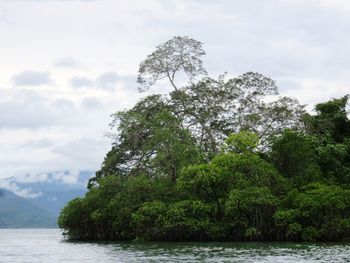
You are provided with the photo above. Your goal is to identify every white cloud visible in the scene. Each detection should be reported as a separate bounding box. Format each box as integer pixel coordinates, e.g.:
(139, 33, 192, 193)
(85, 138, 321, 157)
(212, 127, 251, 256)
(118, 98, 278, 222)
(19, 138, 54, 149)
(82, 97, 103, 109)
(96, 71, 119, 90)
(0, 179, 42, 198)
(54, 56, 81, 68)
(12, 71, 54, 86)
(70, 76, 94, 88)
(0, 89, 58, 128)
(69, 72, 137, 92)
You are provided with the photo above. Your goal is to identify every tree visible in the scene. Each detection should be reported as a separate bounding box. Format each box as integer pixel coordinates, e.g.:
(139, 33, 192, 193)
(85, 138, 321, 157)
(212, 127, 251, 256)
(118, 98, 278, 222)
(60, 34, 350, 243)
(275, 183, 350, 241)
(178, 131, 286, 221)
(137, 36, 207, 92)
(132, 200, 213, 241)
(304, 95, 350, 143)
(304, 95, 350, 184)
(269, 130, 321, 186)
(58, 198, 87, 239)
(224, 131, 259, 154)
(225, 186, 278, 241)
(170, 73, 306, 154)
(88, 95, 202, 187)
(138, 37, 305, 154)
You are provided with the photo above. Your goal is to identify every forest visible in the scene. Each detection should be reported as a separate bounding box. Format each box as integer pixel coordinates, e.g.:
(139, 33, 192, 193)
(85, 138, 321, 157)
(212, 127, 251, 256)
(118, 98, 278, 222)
(58, 36, 350, 242)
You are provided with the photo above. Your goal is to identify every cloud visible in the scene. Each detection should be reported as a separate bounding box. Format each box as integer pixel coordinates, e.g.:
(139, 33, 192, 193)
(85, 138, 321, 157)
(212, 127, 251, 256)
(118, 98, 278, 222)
(54, 56, 81, 68)
(0, 170, 94, 198)
(19, 138, 54, 149)
(50, 171, 80, 184)
(69, 76, 94, 88)
(96, 71, 119, 90)
(12, 172, 49, 183)
(5, 0, 99, 2)
(0, 89, 79, 129)
(0, 178, 42, 198)
(69, 73, 137, 91)
(82, 97, 103, 110)
(0, 90, 57, 128)
(53, 98, 75, 111)
(48, 137, 110, 171)
(12, 71, 54, 86)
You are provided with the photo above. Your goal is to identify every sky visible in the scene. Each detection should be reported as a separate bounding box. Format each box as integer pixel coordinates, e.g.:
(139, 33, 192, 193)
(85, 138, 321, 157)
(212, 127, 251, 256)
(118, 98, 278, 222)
(0, 0, 349, 180)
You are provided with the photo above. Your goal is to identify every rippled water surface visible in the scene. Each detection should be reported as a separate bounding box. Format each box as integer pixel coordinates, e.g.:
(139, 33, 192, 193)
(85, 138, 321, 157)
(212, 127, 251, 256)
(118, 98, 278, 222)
(1, 229, 350, 262)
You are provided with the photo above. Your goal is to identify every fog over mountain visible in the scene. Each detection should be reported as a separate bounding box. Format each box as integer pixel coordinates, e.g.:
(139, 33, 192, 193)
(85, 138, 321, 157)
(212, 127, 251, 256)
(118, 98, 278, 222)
(0, 188, 56, 228)
(0, 171, 92, 227)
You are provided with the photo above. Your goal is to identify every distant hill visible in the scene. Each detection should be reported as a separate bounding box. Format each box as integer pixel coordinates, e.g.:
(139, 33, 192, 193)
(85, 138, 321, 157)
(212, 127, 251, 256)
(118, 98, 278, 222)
(0, 188, 57, 228)
(0, 170, 92, 228)
(12, 171, 91, 217)
(30, 188, 87, 217)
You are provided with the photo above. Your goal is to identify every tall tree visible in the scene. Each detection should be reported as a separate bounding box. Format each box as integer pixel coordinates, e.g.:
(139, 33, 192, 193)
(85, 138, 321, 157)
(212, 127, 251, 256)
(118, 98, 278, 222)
(171, 73, 306, 153)
(304, 95, 350, 143)
(304, 95, 350, 184)
(137, 36, 207, 92)
(88, 95, 202, 187)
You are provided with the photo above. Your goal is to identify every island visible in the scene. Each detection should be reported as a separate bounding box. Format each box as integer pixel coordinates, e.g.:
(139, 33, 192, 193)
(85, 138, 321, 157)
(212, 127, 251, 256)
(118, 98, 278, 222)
(59, 36, 350, 242)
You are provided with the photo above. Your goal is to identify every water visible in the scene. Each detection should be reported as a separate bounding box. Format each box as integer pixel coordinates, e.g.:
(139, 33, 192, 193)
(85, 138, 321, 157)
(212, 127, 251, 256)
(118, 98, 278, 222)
(1, 229, 350, 262)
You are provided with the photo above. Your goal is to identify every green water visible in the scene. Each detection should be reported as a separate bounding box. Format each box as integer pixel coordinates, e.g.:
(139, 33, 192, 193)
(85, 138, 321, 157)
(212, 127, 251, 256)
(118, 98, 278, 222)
(1, 229, 349, 262)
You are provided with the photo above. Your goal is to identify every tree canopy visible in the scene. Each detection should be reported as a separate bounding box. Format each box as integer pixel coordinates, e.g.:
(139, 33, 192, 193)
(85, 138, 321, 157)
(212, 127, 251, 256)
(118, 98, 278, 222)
(60, 36, 350, 242)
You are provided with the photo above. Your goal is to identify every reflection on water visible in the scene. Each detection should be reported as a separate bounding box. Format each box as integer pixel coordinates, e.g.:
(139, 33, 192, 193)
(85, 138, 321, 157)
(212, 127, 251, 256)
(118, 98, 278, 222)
(0, 229, 350, 262)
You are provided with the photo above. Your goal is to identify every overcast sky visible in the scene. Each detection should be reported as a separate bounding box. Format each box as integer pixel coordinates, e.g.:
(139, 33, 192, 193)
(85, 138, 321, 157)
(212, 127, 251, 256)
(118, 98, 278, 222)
(0, 0, 349, 180)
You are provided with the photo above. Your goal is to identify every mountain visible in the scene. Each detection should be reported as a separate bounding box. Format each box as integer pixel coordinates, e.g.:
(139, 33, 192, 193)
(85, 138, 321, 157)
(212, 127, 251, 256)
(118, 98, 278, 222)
(30, 188, 87, 216)
(12, 171, 92, 216)
(0, 170, 92, 228)
(0, 188, 56, 228)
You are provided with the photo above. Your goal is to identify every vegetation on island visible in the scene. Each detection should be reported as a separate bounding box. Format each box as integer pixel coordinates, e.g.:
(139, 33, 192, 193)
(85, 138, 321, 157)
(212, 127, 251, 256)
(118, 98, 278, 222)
(58, 36, 350, 242)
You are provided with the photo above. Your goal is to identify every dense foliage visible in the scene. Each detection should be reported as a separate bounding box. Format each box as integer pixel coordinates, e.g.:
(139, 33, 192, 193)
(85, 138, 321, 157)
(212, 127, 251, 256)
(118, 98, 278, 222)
(59, 36, 350, 242)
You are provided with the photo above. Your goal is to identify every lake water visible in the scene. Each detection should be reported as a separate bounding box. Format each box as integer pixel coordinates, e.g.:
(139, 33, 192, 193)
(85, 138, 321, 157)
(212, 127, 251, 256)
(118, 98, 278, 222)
(1, 229, 350, 262)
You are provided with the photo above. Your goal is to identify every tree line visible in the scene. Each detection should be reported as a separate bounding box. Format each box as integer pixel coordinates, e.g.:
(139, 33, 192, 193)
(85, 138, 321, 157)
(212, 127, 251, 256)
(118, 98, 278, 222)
(59, 36, 350, 242)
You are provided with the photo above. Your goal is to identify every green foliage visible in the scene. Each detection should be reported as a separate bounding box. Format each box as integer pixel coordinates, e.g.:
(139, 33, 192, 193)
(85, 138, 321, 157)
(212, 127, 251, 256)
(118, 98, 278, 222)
(274, 183, 350, 241)
(59, 36, 350, 242)
(88, 95, 203, 187)
(305, 95, 350, 143)
(225, 186, 278, 241)
(178, 134, 286, 224)
(169, 75, 305, 155)
(58, 198, 87, 239)
(270, 130, 322, 186)
(132, 200, 214, 241)
(60, 94, 350, 241)
(224, 131, 259, 154)
(303, 95, 350, 184)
